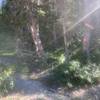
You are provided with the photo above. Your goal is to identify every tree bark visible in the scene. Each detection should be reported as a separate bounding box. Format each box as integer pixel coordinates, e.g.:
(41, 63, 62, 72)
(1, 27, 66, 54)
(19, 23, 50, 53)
(27, 0, 44, 57)
(62, 22, 69, 62)
(30, 19, 44, 57)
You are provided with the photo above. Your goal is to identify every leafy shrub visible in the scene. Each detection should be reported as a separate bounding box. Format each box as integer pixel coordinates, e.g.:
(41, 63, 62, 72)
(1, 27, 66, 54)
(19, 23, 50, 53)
(68, 61, 100, 83)
(45, 35, 100, 87)
(0, 64, 15, 95)
(53, 59, 100, 87)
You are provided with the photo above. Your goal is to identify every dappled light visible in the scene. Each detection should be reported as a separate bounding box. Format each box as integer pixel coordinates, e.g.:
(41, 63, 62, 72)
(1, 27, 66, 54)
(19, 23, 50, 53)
(0, 0, 100, 100)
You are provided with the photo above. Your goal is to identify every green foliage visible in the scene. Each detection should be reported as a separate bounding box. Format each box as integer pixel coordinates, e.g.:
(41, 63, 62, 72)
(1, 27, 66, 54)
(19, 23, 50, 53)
(53, 60, 100, 87)
(2, 0, 57, 32)
(49, 42, 100, 87)
(68, 61, 100, 83)
(68, 61, 80, 72)
(37, 2, 58, 47)
(0, 64, 15, 95)
(2, 0, 58, 52)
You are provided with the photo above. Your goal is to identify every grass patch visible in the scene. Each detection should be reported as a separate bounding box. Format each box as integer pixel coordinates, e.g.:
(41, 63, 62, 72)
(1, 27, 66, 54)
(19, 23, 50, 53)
(0, 50, 16, 56)
(0, 19, 16, 57)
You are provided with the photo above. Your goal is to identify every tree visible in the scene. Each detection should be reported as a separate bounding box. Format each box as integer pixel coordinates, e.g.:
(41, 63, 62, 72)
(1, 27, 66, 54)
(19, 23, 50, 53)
(53, 0, 81, 62)
(3, 0, 44, 57)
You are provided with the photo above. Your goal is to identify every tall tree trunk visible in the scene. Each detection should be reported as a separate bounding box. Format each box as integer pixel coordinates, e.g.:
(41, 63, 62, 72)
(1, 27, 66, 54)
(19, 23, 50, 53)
(52, 0, 57, 45)
(52, 24, 57, 45)
(62, 0, 69, 62)
(62, 21, 69, 62)
(30, 19, 44, 57)
(82, 0, 95, 62)
(28, 0, 44, 57)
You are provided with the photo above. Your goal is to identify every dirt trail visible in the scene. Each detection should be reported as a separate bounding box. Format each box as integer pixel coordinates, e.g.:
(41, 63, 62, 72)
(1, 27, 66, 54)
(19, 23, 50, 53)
(2, 73, 100, 100)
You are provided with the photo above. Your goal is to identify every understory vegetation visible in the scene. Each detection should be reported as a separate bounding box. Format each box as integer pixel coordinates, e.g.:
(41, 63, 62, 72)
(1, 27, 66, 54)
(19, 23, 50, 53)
(0, 64, 15, 95)
(46, 43, 100, 87)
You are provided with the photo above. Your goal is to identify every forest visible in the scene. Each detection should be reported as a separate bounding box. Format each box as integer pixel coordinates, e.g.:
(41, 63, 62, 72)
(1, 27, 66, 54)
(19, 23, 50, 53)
(0, 0, 100, 100)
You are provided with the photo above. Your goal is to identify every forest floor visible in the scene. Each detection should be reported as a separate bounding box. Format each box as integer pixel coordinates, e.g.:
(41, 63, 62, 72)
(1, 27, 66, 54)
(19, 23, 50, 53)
(0, 21, 100, 100)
